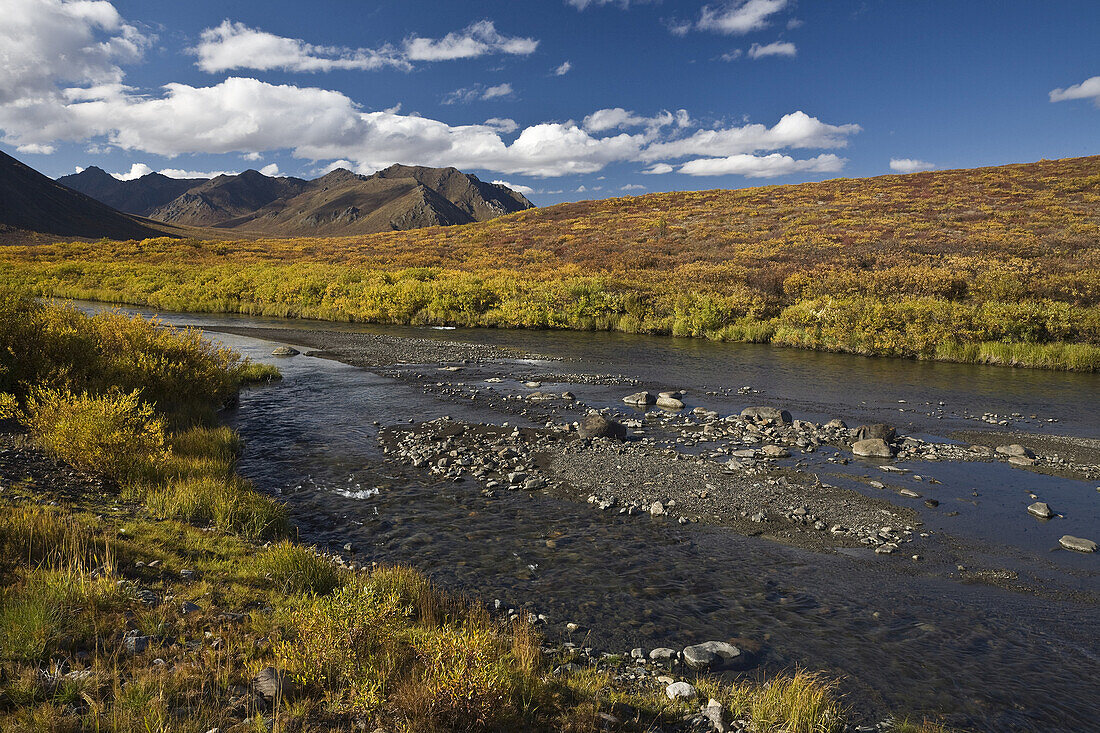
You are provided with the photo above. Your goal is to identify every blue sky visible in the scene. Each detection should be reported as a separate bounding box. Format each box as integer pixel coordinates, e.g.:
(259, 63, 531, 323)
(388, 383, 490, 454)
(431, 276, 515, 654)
(1, 0, 1097, 204)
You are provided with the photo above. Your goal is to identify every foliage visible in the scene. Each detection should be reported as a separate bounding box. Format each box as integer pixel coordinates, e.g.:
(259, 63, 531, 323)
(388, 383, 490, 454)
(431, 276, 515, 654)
(2, 156, 1098, 369)
(250, 541, 345, 596)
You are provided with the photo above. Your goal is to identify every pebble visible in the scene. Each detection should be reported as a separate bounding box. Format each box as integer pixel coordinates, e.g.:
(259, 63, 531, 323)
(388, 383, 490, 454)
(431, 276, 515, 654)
(666, 681, 697, 700)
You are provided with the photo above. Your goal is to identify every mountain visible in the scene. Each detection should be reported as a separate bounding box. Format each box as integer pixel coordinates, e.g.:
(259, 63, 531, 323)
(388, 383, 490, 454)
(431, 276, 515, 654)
(214, 168, 514, 236)
(147, 170, 308, 227)
(0, 151, 177, 244)
(57, 163, 535, 236)
(57, 166, 204, 217)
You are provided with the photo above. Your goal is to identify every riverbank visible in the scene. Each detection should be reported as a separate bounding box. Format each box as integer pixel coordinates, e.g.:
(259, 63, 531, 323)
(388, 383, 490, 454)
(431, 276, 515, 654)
(1, 294, 960, 732)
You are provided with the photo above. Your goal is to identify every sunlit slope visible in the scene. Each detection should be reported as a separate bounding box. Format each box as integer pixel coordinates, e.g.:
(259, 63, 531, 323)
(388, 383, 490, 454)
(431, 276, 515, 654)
(2, 155, 1098, 369)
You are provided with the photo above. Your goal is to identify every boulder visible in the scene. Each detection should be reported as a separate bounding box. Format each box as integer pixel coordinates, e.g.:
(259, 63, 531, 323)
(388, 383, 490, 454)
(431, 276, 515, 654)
(703, 699, 730, 733)
(252, 666, 299, 702)
(270, 346, 299, 356)
(682, 641, 742, 671)
(856, 423, 896, 442)
(1027, 502, 1053, 519)
(996, 444, 1035, 459)
(761, 444, 790, 458)
(656, 395, 685, 410)
(623, 391, 656, 407)
(576, 414, 627, 440)
(665, 681, 697, 700)
(1059, 535, 1097, 553)
(740, 406, 792, 425)
(825, 418, 848, 429)
(851, 438, 895, 458)
(649, 647, 677, 665)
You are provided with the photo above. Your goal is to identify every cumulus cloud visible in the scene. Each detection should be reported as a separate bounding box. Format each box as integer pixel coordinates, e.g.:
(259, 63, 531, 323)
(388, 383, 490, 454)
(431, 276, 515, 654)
(491, 179, 534, 194)
(0, 3, 860, 181)
(720, 49, 743, 61)
(677, 152, 845, 177)
(642, 163, 675, 174)
(111, 162, 235, 180)
(1049, 75, 1100, 106)
(697, 0, 789, 35)
(553, 61, 572, 75)
(566, 0, 653, 9)
(443, 82, 514, 104)
(748, 41, 796, 59)
(194, 21, 407, 73)
(16, 142, 56, 154)
(621, 183, 646, 190)
(889, 158, 935, 173)
(582, 107, 690, 134)
(404, 20, 537, 61)
(640, 111, 860, 161)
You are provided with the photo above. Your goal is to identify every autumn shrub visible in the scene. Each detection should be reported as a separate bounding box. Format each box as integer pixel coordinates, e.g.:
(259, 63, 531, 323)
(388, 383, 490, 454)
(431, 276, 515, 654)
(10, 388, 166, 480)
(251, 541, 344, 596)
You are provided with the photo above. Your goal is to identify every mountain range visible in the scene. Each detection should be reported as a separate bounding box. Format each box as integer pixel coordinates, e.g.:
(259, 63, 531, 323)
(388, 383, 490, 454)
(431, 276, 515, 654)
(0, 150, 184, 243)
(56, 163, 534, 237)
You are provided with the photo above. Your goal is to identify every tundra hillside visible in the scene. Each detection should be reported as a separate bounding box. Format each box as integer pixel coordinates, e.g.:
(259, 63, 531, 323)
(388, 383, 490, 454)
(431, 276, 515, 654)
(0, 294, 952, 732)
(3, 156, 1098, 370)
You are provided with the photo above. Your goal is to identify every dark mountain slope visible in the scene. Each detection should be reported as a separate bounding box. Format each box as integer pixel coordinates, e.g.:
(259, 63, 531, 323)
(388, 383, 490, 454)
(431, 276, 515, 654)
(57, 167, 203, 217)
(147, 170, 308, 227)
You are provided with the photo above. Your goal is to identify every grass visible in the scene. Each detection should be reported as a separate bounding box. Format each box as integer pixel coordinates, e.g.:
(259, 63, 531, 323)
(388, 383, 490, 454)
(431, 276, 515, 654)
(1, 155, 1099, 370)
(0, 291, 962, 731)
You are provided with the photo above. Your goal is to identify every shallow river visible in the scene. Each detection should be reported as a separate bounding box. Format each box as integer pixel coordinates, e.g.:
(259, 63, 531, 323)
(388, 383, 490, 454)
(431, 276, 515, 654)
(83, 304, 1100, 732)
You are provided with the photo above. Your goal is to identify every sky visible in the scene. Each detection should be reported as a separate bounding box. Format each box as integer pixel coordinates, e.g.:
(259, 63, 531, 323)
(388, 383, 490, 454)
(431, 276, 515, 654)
(0, 0, 1097, 205)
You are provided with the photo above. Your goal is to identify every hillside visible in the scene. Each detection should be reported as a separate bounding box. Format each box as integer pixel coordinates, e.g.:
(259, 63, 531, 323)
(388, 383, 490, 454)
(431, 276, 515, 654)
(4, 155, 1099, 369)
(0, 151, 179, 243)
(56, 162, 534, 236)
(57, 166, 204, 217)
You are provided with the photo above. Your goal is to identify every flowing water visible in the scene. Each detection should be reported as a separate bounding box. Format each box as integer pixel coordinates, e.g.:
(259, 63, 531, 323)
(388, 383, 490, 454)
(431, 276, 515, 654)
(82, 303, 1100, 731)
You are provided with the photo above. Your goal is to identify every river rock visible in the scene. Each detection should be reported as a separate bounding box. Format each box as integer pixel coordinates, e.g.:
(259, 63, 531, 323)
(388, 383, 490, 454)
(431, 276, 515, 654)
(252, 666, 299, 702)
(852, 438, 895, 458)
(825, 418, 848, 429)
(649, 647, 677, 664)
(656, 395, 685, 410)
(682, 641, 742, 671)
(270, 346, 299, 357)
(761, 444, 790, 458)
(623, 391, 656, 407)
(665, 681, 697, 700)
(740, 406, 792, 425)
(703, 699, 730, 733)
(996, 444, 1035, 458)
(1059, 535, 1097, 553)
(576, 414, 627, 440)
(856, 423, 896, 442)
(1027, 502, 1053, 519)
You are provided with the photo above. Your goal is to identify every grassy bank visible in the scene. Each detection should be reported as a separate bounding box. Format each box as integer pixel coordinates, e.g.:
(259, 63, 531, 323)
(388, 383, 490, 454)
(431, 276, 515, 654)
(2, 156, 1099, 371)
(0, 293, 956, 731)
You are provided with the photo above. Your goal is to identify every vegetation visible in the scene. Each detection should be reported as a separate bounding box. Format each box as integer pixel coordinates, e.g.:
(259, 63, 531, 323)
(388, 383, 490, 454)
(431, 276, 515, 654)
(2, 156, 1099, 370)
(0, 293, 961, 731)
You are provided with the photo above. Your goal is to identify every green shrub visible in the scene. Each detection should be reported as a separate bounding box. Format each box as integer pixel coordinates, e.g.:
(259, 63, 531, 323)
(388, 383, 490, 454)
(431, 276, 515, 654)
(15, 387, 166, 480)
(145, 475, 286, 540)
(251, 541, 344, 596)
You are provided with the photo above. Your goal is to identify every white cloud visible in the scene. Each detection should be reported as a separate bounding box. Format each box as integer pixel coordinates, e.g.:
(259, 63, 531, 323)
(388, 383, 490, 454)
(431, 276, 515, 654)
(242, 151, 263, 161)
(697, 0, 789, 35)
(111, 162, 234, 180)
(748, 41, 796, 59)
(443, 83, 514, 104)
(404, 20, 537, 61)
(259, 162, 280, 176)
(194, 21, 407, 73)
(582, 107, 689, 134)
(720, 49, 743, 61)
(621, 183, 646, 190)
(642, 163, 675, 174)
(0, 4, 860, 182)
(640, 111, 860, 161)
(678, 152, 845, 177)
(1049, 75, 1100, 106)
(889, 158, 935, 173)
(491, 179, 535, 194)
(16, 142, 55, 154)
(484, 117, 519, 133)
(566, 0, 652, 9)
(553, 61, 572, 76)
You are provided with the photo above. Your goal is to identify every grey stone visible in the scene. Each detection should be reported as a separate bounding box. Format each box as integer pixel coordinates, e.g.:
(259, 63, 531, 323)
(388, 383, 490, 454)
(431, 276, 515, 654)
(665, 681, 697, 700)
(682, 641, 742, 671)
(623, 391, 656, 407)
(252, 667, 299, 702)
(1027, 502, 1053, 519)
(1059, 535, 1097, 553)
(576, 414, 627, 440)
(761, 444, 790, 458)
(857, 423, 896, 442)
(740, 406, 792, 425)
(649, 647, 677, 664)
(703, 699, 730, 733)
(270, 346, 299, 357)
(996, 444, 1035, 458)
(180, 601, 201, 615)
(852, 438, 894, 458)
(124, 635, 152, 654)
(656, 395, 685, 410)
